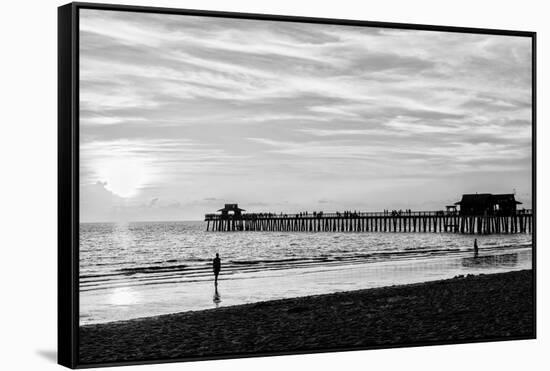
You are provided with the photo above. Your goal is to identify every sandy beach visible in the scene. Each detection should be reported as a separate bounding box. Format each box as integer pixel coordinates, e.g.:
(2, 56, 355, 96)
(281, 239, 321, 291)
(79, 270, 534, 365)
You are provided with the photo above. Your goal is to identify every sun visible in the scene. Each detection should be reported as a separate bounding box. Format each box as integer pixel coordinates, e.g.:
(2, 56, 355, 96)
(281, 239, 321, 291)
(95, 156, 148, 198)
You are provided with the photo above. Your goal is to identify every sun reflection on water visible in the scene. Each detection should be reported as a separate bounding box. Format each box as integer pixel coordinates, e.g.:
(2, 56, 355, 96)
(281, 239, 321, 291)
(108, 287, 140, 306)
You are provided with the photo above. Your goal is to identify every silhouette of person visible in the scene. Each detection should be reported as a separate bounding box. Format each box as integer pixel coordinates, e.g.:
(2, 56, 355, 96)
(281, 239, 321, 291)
(473, 239, 479, 258)
(213, 253, 221, 285)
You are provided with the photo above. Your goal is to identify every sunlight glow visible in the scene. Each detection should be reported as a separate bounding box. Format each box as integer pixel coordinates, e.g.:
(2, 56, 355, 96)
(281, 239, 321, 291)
(96, 156, 148, 198)
(108, 287, 140, 306)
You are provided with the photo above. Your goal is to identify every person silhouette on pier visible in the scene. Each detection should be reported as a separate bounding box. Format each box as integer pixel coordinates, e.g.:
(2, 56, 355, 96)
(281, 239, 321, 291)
(473, 239, 479, 258)
(213, 253, 221, 285)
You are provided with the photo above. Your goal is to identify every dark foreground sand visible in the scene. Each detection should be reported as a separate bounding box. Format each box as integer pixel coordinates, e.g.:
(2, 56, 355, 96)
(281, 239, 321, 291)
(79, 270, 534, 364)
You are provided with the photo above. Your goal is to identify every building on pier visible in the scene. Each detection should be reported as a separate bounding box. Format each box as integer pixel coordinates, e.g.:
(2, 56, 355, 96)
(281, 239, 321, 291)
(218, 203, 245, 218)
(454, 194, 522, 216)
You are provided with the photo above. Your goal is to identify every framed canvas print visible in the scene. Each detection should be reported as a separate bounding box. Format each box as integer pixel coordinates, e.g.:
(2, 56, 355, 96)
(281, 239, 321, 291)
(58, 2, 536, 368)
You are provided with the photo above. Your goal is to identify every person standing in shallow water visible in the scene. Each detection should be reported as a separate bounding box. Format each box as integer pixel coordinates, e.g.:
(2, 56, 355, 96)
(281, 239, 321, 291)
(213, 253, 221, 285)
(473, 239, 479, 258)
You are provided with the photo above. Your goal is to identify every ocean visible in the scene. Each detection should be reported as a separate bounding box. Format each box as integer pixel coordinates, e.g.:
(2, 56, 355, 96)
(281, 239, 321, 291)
(80, 221, 532, 325)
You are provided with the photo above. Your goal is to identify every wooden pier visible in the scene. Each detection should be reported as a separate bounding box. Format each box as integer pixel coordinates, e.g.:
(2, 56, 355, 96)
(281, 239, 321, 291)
(204, 210, 533, 235)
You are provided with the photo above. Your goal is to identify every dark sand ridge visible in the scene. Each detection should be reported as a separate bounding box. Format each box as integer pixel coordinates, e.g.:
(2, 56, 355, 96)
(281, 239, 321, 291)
(79, 270, 534, 365)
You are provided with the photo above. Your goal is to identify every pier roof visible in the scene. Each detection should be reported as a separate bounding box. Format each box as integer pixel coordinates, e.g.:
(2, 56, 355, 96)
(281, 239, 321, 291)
(454, 193, 492, 205)
(493, 194, 522, 204)
(217, 203, 246, 212)
(455, 193, 521, 205)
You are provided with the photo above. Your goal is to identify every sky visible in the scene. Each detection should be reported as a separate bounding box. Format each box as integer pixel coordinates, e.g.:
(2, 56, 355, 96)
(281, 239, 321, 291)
(79, 9, 533, 222)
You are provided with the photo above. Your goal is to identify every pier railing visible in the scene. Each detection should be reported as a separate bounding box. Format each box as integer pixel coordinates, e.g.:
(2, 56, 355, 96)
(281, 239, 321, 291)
(204, 209, 532, 234)
(205, 209, 532, 220)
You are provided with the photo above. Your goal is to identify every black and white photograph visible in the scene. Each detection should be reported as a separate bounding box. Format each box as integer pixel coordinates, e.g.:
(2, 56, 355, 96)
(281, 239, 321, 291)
(64, 2, 535, 367)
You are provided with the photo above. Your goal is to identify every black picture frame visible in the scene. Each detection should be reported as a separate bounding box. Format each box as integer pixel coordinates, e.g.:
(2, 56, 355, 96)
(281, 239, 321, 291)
(58, 2, 537, 368)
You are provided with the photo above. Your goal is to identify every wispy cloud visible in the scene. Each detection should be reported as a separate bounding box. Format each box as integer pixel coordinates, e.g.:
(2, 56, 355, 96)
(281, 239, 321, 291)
(79, 9, 532, 221)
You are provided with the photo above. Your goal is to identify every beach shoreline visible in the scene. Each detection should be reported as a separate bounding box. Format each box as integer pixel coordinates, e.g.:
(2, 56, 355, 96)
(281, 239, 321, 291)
(79, 269, 534, 365)
(80, 246, 532, 325)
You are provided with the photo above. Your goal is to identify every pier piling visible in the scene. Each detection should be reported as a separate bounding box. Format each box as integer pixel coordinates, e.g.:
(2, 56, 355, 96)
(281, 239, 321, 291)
(205, 210, 532, 234)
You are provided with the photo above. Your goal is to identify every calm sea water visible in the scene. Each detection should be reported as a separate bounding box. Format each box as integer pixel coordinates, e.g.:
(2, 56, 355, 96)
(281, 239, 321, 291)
(80, 221, 532, 325)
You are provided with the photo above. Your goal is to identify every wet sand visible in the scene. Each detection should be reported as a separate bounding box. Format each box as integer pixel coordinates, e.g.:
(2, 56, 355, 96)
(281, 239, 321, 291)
(79, 270, 534, 365)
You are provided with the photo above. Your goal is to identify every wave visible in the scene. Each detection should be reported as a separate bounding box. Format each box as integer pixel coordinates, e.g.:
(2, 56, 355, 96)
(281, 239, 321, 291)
(118, 264, 188, 274)
(231, 257, 311, 265)
(80, 241, 531, 292)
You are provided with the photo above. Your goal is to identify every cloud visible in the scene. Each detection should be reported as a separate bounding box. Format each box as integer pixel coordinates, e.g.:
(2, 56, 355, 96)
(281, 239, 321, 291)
(308, 105, 360, 117)
(79, 9, 533, 220)
(80, 181, 126, 221)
